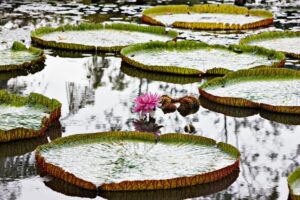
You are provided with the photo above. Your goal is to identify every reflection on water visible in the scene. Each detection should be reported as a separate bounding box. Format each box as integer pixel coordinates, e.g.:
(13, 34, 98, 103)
(0, 0, 300, 199)
(0, 122, 62, 200)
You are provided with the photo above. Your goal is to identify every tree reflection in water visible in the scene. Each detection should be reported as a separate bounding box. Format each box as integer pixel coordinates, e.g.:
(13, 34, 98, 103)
(0, 122, 62, 200)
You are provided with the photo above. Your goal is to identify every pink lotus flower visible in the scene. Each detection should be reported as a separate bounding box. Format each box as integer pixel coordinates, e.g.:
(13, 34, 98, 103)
(133, 93, 161, 114)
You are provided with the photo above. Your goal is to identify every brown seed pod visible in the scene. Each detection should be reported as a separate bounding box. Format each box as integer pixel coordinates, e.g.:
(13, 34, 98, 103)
(160, 95, 173, 106)
(161, 103, 177, 114)
(177, 96, 200, 117)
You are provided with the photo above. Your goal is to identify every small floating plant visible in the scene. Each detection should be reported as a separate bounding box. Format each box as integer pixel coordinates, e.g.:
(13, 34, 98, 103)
(240, 31, 300, 58)
(288, 168, 300, 200)
(121, 41, 285, 76)
(31, 23, 178, 52)
(0, 90, 61, 143)
(0, 41, 45, 72)
(199, 68, 300, 114)
(36, 131, 240, 191)
(142, 4, 273, 30)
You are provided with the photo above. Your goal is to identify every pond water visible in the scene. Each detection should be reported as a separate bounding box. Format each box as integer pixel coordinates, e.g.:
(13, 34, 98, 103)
(0, 0, 300, 200)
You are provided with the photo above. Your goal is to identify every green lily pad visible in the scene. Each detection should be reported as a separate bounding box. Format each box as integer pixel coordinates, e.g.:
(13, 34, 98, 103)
(288, 168, 300, 200)
(240, 31, 300, 58)
(44, 168, 239, 199)
(199, 96, 300, 125)
(0, 122, 61, 157)
(199, 68, 300, 114)
(31, 23, 178, 52)
(36, 132, 240, 191)
(121, 63, 202, 84)
(142, 4, 273, 30)
(121, 41, 285, 75)
(0, 90, 61, 142)
(0, 41, 45, 72)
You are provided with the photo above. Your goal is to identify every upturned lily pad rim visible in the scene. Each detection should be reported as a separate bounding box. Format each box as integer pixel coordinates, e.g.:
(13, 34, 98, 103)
(0, 90, 61, 143)
(199, 68, 300, 114)
(121, 63, 202, 84)
(240, 31, 300, 58)
(142, 4, 273, 30)
(199, 96, 300, 125)
(44, 167, 239, 200)
(120, 40, 285, 76)
(31, 23, 178, 52)
(36, 131, 240, 191)
(288, 168, 300, 200)
(0, 41, 45, 72)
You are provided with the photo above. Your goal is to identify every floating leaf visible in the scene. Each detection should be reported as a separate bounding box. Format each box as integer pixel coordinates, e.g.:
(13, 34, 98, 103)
(121, 41, 285, 76)
(44, 168, 239, 199)
(199, 68, 300, 114)
(36, 131, 240, 191)
(240, 31, 300, 58)
(0, 91, 61, 142)
(0, 41, 45, 72)
(31, 23, 178, 52)
(288, 168, 300, 200)
(142, 4, 273, 30)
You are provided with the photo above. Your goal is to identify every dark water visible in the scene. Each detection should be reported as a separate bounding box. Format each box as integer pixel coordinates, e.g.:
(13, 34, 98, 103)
(0, 0, 300, 199)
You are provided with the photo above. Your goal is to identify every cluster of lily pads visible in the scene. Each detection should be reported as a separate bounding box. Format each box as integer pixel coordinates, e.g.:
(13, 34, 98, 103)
(2, 2, 300, 198)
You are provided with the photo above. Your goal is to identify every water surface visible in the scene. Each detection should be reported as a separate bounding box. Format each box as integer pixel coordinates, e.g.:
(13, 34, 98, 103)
(0, 0, 300, 199)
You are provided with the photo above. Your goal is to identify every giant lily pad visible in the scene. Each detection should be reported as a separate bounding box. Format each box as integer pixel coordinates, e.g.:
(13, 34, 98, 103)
(121, 41, 285, 76)
(121, 63, 202, 84)
(0, 122, 61, 157)
(199, 96, 300, 125)
(44, 168, 239, 199)
(288, 168, 300, 200)
(199, 68, 300, 114)
(240, 31, 300, 58)
(0, 41, 45, 72)
(36, 131, 240, 191)
(31, 23, 178, 52)
(142, 4, 273, 30)
(0, 90, 61, 142)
